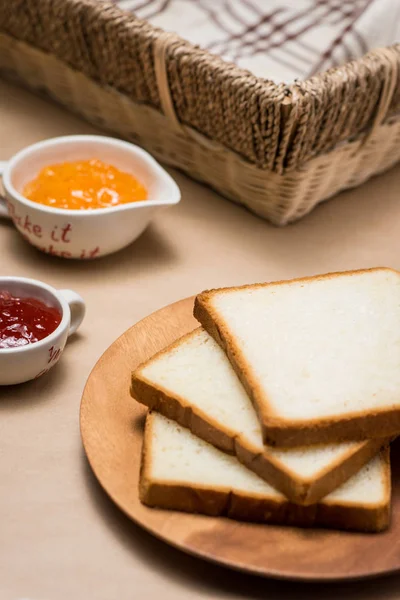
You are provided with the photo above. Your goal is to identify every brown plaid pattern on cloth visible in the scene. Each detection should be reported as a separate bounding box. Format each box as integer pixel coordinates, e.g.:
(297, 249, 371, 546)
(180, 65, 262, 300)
(118, 0, 381, 81)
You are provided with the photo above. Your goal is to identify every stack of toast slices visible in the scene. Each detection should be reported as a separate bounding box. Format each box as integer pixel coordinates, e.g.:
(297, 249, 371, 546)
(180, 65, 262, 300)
(131, 267, 400, 532)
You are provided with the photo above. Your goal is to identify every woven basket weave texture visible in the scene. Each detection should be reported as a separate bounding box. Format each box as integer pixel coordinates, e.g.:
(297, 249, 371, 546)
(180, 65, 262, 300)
(1, 0, 399, 224)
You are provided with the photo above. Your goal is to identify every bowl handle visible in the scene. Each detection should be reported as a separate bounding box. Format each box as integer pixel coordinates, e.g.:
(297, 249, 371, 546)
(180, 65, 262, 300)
(58, 289, 86, 336)
(0, 161, 10, 219)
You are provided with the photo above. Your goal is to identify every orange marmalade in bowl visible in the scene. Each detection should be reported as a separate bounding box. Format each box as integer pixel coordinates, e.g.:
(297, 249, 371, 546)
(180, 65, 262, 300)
(22, 159, 148, 210)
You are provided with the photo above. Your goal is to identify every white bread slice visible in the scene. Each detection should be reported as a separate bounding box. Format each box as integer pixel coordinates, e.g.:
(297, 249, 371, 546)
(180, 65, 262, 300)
(131, 328, 390, 505)
(194, 267, 400, 447)
(140, 413, 391, 532)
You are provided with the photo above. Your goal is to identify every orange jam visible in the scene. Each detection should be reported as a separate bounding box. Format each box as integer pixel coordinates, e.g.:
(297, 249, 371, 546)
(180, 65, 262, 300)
(23, 159, 148, 210)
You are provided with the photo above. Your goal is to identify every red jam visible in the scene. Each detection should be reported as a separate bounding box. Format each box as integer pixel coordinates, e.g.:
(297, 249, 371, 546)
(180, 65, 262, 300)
(0, 291, 62, 349)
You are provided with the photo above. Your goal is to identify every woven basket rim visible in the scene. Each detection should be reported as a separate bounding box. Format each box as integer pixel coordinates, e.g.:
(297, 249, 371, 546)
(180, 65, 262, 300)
(122, 0, 400, 168)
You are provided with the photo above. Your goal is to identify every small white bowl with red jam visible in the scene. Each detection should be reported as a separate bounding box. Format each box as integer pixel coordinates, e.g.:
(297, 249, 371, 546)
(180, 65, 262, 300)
(0, 277, 85, 385)
(0, 135, 180, 259)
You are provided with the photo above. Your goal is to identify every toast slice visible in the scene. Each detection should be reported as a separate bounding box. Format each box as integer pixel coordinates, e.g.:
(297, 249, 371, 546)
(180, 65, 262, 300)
(131, 328, 389, 505)
(140, 413, 391, 532)
(194, 267, 400, 446)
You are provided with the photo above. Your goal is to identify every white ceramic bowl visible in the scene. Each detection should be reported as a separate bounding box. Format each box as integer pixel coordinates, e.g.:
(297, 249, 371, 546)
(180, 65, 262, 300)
(0, 135, 180, 259)
(0, 276, 85, 385)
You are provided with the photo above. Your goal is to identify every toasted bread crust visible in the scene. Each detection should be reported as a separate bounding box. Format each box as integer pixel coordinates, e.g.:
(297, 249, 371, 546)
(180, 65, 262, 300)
(132, 329, 391, 504)
(194, 268, 400, 447)
(140, 415, 391, 532)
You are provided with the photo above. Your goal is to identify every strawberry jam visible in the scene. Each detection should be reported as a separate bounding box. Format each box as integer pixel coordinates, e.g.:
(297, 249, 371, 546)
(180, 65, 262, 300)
(0, 291, 62, 349)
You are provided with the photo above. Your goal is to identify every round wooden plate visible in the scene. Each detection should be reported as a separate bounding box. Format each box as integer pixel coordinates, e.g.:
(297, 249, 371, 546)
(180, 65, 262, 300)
(80, 297, 400, 581)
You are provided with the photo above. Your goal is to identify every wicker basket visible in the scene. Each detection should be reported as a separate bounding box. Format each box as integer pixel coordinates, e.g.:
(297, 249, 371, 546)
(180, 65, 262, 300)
(0, 0, 399, 225)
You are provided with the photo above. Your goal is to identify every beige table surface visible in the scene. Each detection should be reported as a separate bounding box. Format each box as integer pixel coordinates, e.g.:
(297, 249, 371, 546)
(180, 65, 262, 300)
(1, 77, 400, 599)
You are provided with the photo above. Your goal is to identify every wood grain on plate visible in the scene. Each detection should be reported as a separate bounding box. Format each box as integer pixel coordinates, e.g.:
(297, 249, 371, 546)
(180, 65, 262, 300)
(80, 297, 400, 581)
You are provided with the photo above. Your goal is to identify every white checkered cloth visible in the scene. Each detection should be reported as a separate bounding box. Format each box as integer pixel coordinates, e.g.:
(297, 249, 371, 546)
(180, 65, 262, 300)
(117, 0, 400, 82)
